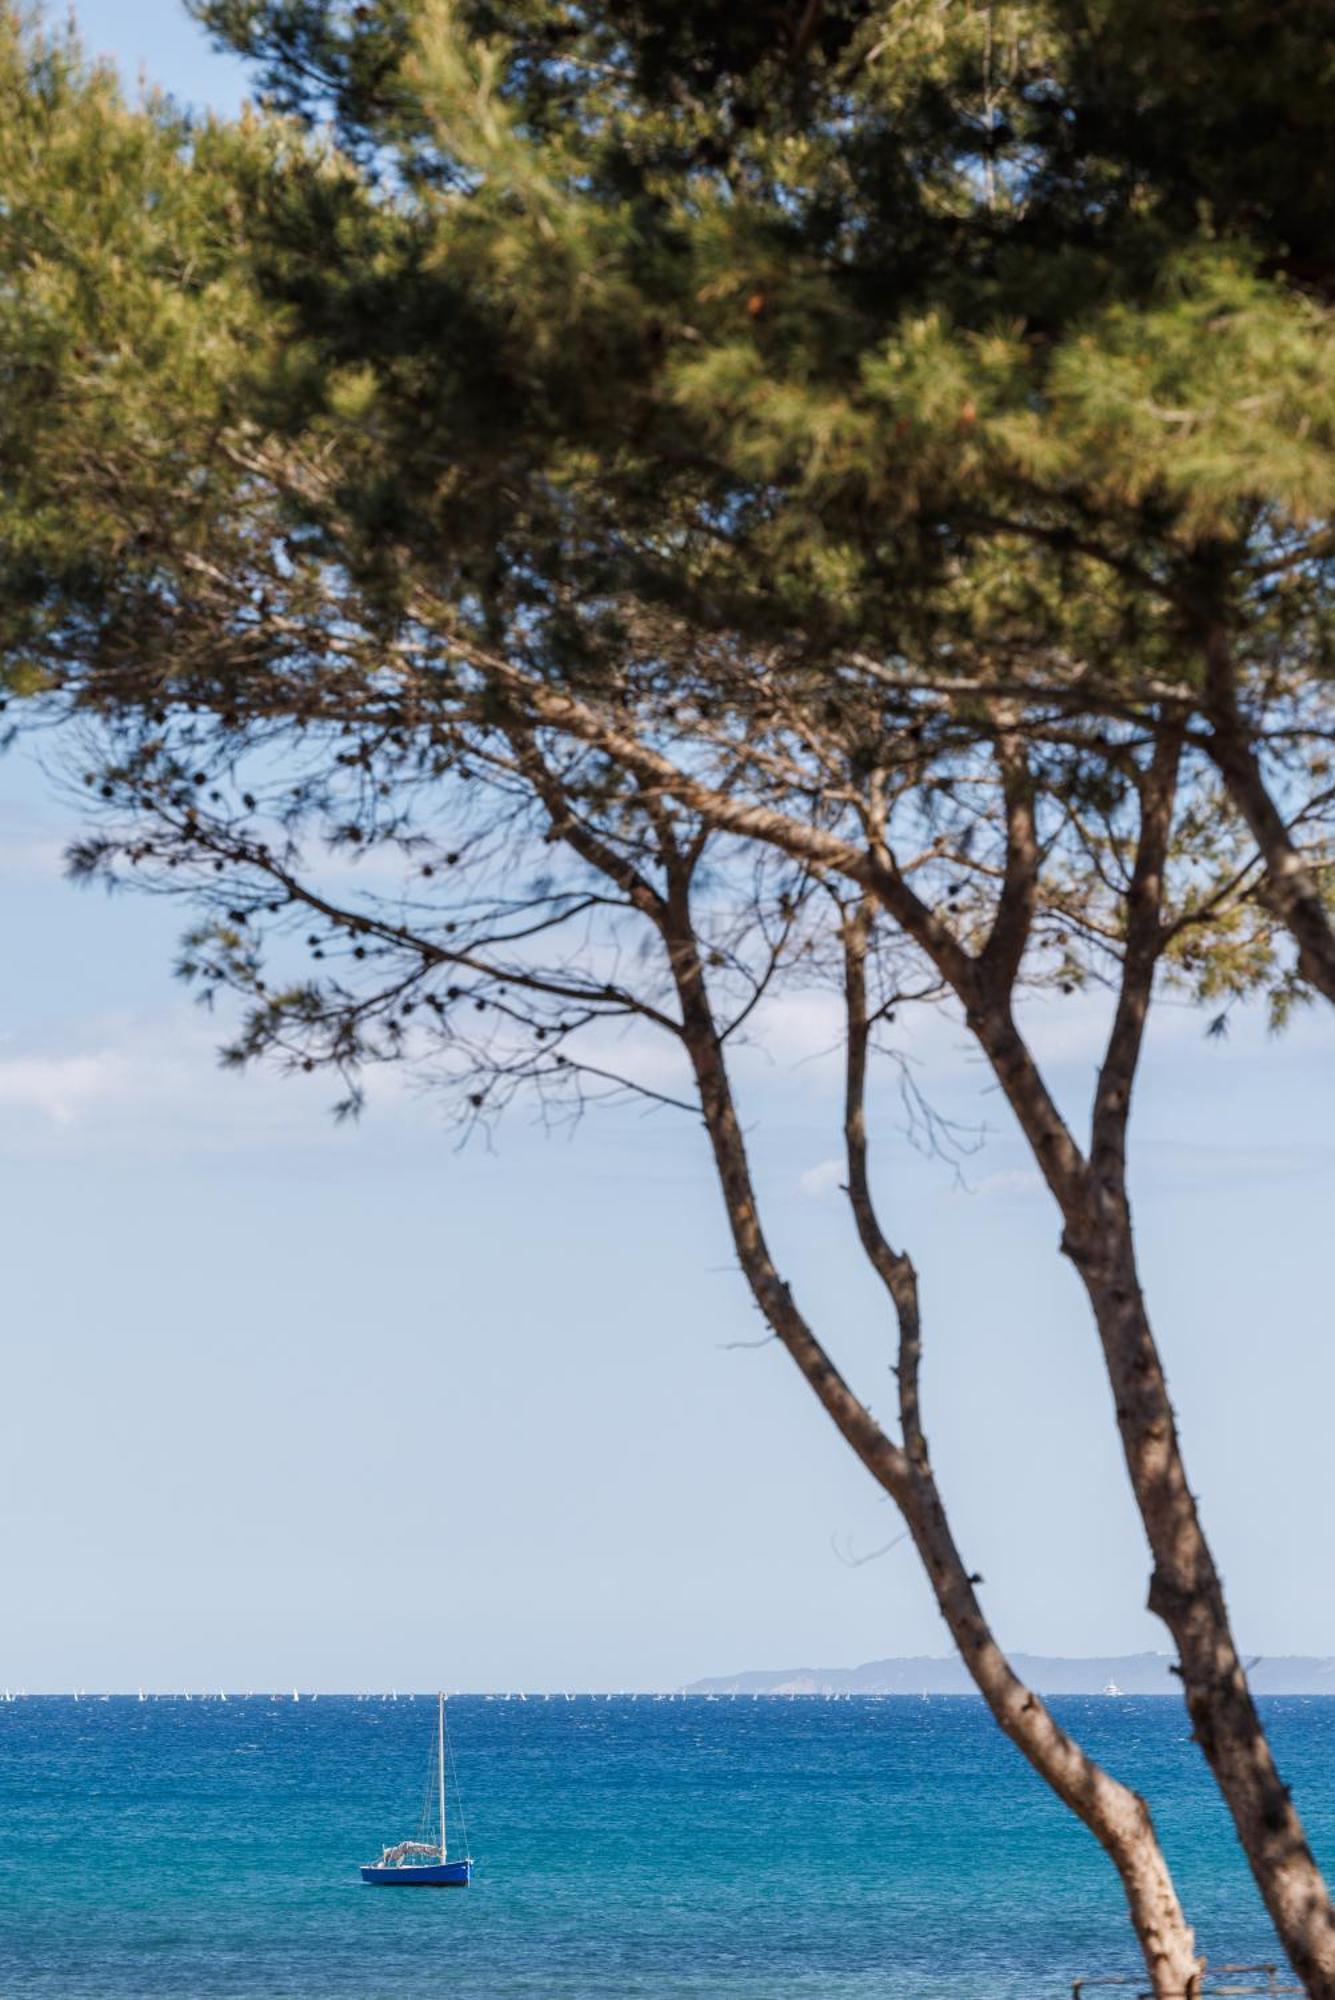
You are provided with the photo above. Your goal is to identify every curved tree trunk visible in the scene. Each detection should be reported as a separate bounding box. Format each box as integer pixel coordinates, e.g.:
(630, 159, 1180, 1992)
(966, 996, 1335, 1997)
(1074, 1220, 1335, 1996)
(498, 665, 1335, 1992)
(658, 873, 1203, 2000)
(899, 1456, 1199, 1997)
(942, 715, 1335, 1995)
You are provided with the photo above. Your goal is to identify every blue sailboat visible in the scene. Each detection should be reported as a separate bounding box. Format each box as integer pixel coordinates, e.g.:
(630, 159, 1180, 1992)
(361, 1692, 473, 1886)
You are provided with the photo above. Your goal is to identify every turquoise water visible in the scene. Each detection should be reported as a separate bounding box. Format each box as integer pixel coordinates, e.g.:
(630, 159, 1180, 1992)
(2, 1695, 1332, 1995)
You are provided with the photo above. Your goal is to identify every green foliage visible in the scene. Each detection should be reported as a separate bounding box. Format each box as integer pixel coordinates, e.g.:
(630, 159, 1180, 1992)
(163, 0, 1335, 690)
(0, 6, 282, 696)
(4, 0, 1333, 1009)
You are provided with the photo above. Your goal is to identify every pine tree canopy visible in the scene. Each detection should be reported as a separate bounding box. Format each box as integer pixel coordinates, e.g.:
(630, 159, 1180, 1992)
(3, 0, 1333, 1014)
(0, 6, 286, 701)
(5, 0, 1332, 699)
(153, 0, 1332, 709)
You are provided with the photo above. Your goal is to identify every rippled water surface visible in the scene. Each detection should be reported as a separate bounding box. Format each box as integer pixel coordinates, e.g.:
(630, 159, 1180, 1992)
(2, 1694, 1332, 1995)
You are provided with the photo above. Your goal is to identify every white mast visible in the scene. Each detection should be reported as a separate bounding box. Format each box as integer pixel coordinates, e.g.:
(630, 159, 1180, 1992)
(438, 1693, 447, 1862)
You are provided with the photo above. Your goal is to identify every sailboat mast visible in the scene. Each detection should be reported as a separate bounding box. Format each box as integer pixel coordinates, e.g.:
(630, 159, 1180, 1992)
(438, 1693, 447, 1862)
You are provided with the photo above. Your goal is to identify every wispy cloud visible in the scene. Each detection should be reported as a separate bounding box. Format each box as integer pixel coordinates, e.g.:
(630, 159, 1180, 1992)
(0, 1012, 364, 1159)
(0, 1051, 129, 1124)
(799, 1158, 844, 1201)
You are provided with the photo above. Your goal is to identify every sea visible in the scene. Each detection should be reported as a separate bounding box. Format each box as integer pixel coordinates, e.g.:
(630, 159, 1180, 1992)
(2, 1693, 1331, 1997)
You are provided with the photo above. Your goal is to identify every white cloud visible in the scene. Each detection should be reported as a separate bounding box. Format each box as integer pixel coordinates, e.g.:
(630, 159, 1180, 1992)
(0, 1012, 339, 1157)
(799, 1158, 844, 1200)
(0, 1052, 129, 1124)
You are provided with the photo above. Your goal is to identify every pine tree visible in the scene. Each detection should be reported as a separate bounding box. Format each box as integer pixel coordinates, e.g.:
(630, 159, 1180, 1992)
(7, 6, 1335, 1988)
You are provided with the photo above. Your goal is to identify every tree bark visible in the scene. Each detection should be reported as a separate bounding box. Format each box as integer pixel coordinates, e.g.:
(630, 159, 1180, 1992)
(1071, 1219, 1335, 1997)
(657, 873, 1203, 1999)
(967, 1010, 1335, 1993)
(944, 730, 1335, 1995)
(493, 678, 1330, 1989)
(841, 901, 1202, 1998)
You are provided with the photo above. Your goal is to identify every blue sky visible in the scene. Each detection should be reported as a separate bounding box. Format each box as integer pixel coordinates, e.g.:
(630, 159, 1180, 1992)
(6, 0, 1335, 1694)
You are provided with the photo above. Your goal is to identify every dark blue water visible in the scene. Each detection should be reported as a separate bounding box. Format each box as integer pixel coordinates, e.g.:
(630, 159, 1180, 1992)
(2, 1695, 1331, 1996)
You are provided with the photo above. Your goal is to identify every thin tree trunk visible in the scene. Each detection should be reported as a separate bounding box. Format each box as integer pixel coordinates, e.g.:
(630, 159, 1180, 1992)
(658, 871, 1203, 1999)
(947, 725, 1335, 1995)
(840, 901, 1202, 1997)
(961, 989, 1335, 1993)
(497, 701, 1314, 1990)
(1075, 1224, 1335, 1995)
(900, 1458, 1200, 1997)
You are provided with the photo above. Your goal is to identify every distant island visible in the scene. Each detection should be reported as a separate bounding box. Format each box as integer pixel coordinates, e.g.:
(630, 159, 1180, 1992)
(686, 1654, 1335, 1696)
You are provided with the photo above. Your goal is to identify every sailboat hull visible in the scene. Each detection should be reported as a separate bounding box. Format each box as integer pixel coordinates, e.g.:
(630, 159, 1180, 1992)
(361, 1859, 472, 1887)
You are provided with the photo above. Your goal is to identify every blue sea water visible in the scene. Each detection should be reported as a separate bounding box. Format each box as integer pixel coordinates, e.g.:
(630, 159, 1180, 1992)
(2, 1694, 1331, 1997)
